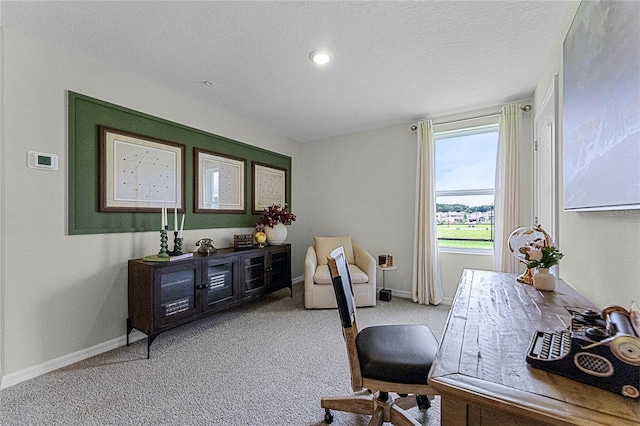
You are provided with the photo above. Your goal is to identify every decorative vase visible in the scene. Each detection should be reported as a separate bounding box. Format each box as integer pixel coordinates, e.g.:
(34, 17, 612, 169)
(265, 223, 287, 245)
(533, 267, 556, 291)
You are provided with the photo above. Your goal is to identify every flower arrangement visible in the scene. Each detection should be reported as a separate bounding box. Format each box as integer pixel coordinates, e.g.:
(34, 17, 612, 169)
(519, 228, 564, 269)
(254, 204, 296, 232)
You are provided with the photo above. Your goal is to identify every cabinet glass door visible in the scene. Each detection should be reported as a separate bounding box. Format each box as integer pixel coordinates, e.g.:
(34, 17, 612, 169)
(155, 266, 198, 326)
(270, 252, 289, 283)
(204, 261, 235, 309)
(241, 254, 265, 299)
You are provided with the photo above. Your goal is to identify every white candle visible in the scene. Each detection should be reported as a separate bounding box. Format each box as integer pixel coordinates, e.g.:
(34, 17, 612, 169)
(174, 206, 178, 231)
(179, 214, 185, 238)
(163, 202, 168, 229)
(161, 204, 165, 229)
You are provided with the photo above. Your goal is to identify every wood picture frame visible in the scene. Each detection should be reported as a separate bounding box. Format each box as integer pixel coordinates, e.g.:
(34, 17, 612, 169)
(194, 148, 246, 213)
(252, 162, 286, 213)
(99, 126, 185, 212)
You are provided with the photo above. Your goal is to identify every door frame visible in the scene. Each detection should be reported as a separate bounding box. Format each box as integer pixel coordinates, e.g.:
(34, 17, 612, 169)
(533, 74, 560, 256)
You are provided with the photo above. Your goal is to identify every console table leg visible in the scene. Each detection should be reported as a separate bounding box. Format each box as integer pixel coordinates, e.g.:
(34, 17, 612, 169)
(126, 318, 132, 346)
(147, 333, 159, 359)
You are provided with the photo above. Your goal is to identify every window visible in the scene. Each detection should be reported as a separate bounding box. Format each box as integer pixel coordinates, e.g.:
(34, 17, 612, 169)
(434, 123, 499, 250)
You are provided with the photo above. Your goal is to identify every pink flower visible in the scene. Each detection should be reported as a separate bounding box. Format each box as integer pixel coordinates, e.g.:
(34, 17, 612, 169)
(527, 248, 543, 262)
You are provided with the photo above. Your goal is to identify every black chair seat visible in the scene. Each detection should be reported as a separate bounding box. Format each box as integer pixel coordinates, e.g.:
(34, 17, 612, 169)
(356, 324, 438, 385)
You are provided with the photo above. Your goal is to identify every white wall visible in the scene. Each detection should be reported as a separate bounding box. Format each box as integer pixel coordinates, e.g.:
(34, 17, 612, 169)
(0, 29, 304, 382)
(534, 3, 640, 307)
(303, 123, 418, 297)
(0, 27, 6, 389)
(303, 107, 533, 302)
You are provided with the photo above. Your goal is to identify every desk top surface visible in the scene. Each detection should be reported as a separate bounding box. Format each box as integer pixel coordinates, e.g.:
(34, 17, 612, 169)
(429, 269, 640, 425)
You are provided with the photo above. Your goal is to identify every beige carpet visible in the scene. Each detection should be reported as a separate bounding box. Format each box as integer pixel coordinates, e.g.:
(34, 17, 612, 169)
(0, 283, 450, 425)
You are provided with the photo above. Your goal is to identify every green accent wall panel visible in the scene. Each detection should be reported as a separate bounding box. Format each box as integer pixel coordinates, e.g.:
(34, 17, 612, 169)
(68, 92, 291, 235)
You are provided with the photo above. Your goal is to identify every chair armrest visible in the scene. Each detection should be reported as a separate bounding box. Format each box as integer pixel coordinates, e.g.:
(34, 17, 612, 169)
(304, 245, 318, 286)
(353, 243, 376, 287)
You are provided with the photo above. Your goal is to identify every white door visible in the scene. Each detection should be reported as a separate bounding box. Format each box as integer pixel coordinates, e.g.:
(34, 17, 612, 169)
(534, 75, 559, 244)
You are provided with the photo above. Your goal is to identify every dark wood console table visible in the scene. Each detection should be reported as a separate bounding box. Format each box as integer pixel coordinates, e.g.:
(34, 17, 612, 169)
(127, 244, 291, 358)
(429, 269, 640, 425)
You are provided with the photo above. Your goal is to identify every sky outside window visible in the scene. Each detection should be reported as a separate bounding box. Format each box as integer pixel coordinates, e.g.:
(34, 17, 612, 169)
(435, 129, 499, 207)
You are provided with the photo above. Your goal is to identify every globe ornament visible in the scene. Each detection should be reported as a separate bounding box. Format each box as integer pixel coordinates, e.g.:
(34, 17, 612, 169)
(255, 231, 267, 247)
(508, 225, 553, 284)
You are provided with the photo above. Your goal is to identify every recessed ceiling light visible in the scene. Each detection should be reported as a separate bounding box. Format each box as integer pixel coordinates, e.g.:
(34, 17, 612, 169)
(309, 49, 333, 66)
(203, 80, 214, 87)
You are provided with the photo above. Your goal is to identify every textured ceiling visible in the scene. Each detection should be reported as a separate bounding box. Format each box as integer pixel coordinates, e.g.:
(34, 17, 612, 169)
(1, 1, 576, 142)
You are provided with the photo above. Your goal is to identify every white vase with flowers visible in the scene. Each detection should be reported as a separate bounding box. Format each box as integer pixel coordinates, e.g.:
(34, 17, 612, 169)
(254, 204, 296, 245)
(520, 226, 564, 291)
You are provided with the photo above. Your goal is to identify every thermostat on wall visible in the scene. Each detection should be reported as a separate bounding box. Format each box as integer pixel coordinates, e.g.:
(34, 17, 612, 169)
(28, 151, 58, 170)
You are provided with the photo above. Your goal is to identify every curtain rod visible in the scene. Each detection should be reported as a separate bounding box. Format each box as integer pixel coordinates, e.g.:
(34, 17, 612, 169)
(410, 104, 532, 131)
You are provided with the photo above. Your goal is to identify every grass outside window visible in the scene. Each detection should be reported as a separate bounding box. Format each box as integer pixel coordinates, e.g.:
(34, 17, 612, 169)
(437, 224, 494, 250)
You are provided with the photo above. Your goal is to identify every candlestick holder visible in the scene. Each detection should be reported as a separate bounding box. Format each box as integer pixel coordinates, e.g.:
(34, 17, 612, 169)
(158, 228, 169, 258)
(173, 237, 184, 256)
(167, 232, 183, 256)
(166, 231, 177, 255)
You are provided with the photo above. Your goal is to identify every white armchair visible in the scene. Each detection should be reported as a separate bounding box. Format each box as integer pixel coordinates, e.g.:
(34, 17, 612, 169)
(304, 236, 376, 309)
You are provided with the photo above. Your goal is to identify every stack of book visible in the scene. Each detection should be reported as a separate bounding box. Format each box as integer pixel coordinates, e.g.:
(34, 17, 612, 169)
(143, 252, 194, 262)
(234, 234, 254, 249)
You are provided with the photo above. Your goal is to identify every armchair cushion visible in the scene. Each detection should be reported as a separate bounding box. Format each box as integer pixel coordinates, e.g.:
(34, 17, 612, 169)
(313, 263, 369, 285)
(314, 236, 354, 265)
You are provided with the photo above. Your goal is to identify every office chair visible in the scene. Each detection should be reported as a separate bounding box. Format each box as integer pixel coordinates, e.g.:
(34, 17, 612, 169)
(322, 246, 439, 425)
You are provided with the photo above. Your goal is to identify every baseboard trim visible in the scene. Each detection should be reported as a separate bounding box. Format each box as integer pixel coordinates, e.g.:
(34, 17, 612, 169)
(0, 330, 146, 390)
(376, 287, 453, 306)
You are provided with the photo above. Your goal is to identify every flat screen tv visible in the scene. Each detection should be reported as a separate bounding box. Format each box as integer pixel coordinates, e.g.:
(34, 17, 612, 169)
(562, 0, 640, 211)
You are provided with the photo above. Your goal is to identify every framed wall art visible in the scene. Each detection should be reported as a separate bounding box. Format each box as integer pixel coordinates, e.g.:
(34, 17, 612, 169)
(563, 0, 640, 211)
(194, 148, 246, 213)
(99, 126, 185, 212)
(252, 162, 286, 213)
(69, 92, 291, 234)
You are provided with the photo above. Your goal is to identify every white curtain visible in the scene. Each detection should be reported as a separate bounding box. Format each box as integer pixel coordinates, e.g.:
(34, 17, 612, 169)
(494, 103, 522, 273)
(412, 120, 444, 305)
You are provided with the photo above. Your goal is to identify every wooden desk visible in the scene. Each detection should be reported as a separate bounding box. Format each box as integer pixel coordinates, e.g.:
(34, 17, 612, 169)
(429, 269, 640, 426)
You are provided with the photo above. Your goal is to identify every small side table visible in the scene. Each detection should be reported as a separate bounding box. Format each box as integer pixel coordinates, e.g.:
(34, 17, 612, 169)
(376, 266, 397, 302)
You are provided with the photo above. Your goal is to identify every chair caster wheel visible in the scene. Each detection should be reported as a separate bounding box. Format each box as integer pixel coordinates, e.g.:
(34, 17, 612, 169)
(324, 408, 334, 424)
(417, 394, 431, 410)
